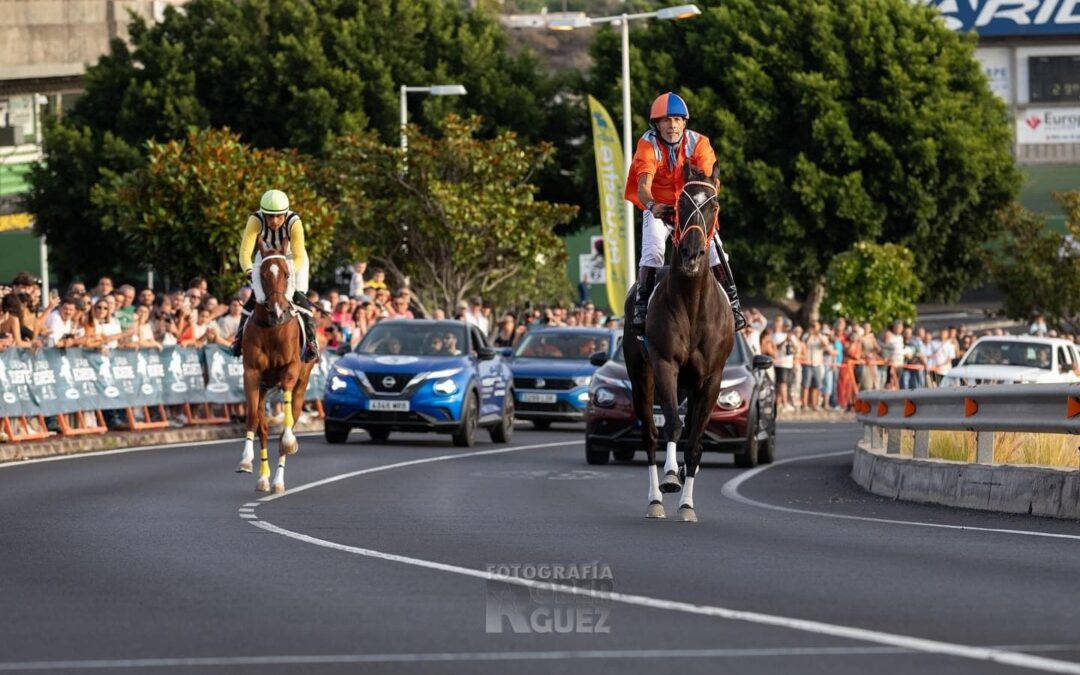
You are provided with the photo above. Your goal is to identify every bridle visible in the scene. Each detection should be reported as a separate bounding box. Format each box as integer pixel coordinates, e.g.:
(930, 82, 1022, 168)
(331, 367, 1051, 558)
(671, 180, 719, 250)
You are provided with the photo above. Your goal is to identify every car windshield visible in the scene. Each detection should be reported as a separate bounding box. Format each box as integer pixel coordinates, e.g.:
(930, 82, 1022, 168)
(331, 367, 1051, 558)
(357, 322, 468, 357)
(611, 335, 747, 365)
(962, 340, 1053, 370)
(514, 332, 612, 360)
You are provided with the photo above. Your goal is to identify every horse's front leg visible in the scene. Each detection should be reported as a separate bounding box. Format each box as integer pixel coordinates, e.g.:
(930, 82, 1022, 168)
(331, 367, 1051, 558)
(256, 388, 271, 493)
(630, 365, 663, 518)
(677, 381, 722, 523)
(279, 367, 300, 456)
(653, 360, 683, 494)
(237, 369, 261, 474)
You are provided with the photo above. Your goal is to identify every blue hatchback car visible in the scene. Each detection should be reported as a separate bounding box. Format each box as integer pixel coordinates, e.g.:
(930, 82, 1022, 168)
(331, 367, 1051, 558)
(323, 320, 515, 446)
(509, 327, 621, 429)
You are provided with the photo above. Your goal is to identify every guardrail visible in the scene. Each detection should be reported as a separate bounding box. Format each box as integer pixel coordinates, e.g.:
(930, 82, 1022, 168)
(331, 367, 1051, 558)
(854, 384, 1080, 463)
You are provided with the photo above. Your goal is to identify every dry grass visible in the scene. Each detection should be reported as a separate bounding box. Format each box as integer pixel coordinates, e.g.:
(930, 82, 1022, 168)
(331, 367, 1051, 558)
(995, 432, 1080, 469)
(913, 430, 1079, 468)
(927, 430, 975, 463)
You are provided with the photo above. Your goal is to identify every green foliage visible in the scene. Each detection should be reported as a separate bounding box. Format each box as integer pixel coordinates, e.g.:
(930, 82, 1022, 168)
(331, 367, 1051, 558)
(92, 128, 335, 297)
(587, 0, 1019, 307)
(31, 0, 581, 287)
(325, 115, 577, 315)
(823, 241, 922, 331)
(986, 200, 1080, 327)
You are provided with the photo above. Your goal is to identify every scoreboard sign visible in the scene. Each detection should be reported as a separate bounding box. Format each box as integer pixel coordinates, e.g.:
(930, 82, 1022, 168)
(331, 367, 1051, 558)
(1029, 55, 1080, 103)
(926, 0, 1080, 36)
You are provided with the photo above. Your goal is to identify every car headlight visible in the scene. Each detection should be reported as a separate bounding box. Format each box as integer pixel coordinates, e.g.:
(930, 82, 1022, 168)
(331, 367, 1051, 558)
(433, 378, 458, 395)
(594, 387, 617, 407)
(333, 365, 356, 376)
(574, 375, 592, 387)
(717, 389, 743, 409)
(577, 391, 590, 402)
(426, 367, 463, 380)
(594, 372, 631, 390)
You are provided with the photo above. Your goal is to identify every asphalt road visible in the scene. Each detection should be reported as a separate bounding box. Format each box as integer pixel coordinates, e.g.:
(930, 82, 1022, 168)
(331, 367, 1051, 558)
(1, 422, 1079, 674)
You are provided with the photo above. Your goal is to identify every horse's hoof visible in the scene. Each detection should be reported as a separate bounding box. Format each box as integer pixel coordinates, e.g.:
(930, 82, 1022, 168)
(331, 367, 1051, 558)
(675, 506, 698, 523)
(281, 430, 298, 456)
(645, 501, 666, 519)
(235, 461, 253, 474)
(271, 483, 285, 494)
(255, 478, 270, 493)
(659, 471, 683, 494)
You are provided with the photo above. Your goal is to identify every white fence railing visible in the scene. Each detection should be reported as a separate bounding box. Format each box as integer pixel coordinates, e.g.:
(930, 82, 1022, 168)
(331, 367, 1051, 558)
(854, 384, 1080, 464)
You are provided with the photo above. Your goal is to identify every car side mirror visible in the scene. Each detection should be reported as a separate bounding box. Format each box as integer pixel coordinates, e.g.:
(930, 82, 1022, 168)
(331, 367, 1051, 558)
(752, 355, 773, 371)
(477, 346, 497, 361)
(589, 351, 608, 367)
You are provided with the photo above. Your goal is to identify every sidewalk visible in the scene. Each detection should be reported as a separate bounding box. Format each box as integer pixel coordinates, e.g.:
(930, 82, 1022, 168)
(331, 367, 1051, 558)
(776, 407, 856, 423)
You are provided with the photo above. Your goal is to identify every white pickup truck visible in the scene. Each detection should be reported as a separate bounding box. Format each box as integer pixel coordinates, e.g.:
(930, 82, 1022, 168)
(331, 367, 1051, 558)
(941, 336, 1080, 386)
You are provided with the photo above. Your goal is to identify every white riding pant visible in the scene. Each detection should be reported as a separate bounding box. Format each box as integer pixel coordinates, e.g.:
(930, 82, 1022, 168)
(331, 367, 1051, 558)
(252, 252, 308, 304)
(639, 209, 721, 269)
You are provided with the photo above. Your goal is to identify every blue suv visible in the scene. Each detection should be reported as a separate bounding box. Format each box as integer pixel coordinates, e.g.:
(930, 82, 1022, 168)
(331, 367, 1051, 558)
(323, 320, 514, 446)
(509, 327, 621, 429)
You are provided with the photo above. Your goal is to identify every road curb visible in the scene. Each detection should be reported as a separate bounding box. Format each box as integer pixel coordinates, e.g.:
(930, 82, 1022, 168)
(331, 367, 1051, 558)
(0, 420, 325, 464)
(851, 443, 1080, 520)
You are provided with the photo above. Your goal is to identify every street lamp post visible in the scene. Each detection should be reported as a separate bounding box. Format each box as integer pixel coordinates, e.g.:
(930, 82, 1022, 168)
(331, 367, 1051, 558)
(549, 4, 701, 289)
(399, 84, 468, 160)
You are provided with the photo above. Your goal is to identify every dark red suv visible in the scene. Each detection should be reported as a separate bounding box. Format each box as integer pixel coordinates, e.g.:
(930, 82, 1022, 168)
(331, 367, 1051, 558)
(585, 334, 776, 467)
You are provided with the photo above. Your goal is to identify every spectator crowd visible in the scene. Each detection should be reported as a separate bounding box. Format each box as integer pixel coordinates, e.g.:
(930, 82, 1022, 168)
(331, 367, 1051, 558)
(3, 263, 1070, 418)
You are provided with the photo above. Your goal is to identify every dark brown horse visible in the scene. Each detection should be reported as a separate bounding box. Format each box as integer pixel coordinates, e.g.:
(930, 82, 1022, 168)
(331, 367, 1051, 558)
(235, 239, 315, 493)
(623, 162, 735, 522)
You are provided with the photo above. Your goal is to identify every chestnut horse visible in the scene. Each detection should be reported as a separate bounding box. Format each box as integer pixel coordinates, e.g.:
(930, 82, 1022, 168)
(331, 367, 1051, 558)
(235, 239, 315, 493)
(622, 162, 734, 522)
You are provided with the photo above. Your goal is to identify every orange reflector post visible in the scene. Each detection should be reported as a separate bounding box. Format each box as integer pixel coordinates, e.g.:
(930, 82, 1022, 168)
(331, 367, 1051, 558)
(1068, 396, 1080, 418)
(903, 400, 916, 418)
(877, 401, 888, 417)
(964, 398, 978, 417)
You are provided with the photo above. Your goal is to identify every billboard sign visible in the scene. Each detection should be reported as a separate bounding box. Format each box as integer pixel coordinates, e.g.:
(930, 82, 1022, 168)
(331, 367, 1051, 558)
(926, 0, 1080, 36)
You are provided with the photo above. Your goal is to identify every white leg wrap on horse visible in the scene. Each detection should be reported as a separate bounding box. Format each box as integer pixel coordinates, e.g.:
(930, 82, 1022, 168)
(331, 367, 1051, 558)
(680, 476, 696, 509)
(241, 438, 254, 464)
(648, 463, 662, 503)
(663, 440, 679, 475)
(273, 464, 285, 488)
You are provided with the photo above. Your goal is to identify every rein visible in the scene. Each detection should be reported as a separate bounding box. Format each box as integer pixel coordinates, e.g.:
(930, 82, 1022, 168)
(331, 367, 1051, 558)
(671, 180, 719, 250)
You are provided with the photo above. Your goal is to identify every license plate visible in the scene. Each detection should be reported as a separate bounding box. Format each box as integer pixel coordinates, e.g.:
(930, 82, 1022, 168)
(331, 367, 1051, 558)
(652, 413, 685, 428)
(368, 399, 410, 412)
(520, 392, 557, 403)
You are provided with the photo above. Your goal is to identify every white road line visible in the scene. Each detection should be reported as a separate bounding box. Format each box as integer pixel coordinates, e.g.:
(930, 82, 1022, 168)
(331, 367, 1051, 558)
(2, 645, 1078, 670)
(246, 444, 1080, 674)
(721, 450, 1080, 542)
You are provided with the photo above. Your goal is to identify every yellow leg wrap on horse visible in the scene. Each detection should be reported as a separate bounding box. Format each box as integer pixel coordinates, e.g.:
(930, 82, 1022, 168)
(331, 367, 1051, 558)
(278, 456, 286, 467)
(283, 391, 294, 429)
(259, 448, 270, 478)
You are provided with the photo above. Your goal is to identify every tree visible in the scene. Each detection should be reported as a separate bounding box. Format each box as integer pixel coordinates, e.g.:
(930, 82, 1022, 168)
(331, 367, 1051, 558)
(822, 242, 922, 331)
(91, 128, 336, 297)
(587, 0, 1019, 321)
(30, 0, 581, 286)
(986, 200, 1080, 329)
(325, 115, 577, 315)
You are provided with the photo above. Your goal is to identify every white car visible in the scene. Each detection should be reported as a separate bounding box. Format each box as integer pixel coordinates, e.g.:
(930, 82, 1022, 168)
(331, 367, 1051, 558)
(941, 336, 1080, 386)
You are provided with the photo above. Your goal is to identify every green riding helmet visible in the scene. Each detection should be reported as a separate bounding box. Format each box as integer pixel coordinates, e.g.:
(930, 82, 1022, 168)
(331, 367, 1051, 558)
(259, 189, 290, 215)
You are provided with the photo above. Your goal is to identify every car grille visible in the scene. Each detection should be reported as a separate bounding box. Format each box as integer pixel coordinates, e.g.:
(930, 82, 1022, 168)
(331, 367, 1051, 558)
(514, 376, 577, 391)
(518, 401, 580, 413)
(365, 372, 412, 393)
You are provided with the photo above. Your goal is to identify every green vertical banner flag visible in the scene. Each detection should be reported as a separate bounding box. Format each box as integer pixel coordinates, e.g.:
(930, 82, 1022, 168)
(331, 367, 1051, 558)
(587, 95, 629, 310)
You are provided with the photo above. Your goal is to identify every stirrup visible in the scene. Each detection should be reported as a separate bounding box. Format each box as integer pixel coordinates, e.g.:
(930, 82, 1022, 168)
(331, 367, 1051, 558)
(732, 308, 747, 332)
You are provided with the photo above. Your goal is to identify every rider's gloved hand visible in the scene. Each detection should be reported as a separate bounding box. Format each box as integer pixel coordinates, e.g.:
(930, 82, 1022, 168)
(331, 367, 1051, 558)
(244, 269, 252, 284)
(650, 203, 673, 221)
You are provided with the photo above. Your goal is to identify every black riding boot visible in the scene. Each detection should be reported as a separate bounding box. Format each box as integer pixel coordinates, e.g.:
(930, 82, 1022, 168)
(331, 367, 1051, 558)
(231, 295, 257, 357)
(631, 266, 658, 336)
(710, 240, 747, 332)
(293, 292, 319, 363)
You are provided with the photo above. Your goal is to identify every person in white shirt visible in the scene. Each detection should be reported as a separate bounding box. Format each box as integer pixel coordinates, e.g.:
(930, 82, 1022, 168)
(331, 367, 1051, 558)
(927, 328, 957, 385)
(464, 297, 489, 334)
(44, 298, 78, 348)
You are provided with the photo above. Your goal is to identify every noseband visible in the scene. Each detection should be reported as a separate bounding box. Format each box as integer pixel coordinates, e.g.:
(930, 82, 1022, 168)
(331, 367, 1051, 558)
(671, 180, 719, 251)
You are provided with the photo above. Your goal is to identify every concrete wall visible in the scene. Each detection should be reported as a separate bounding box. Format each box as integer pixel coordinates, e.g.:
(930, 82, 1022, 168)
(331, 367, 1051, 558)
(852, 443, 1080, 520)
(0, 1, 188, 80)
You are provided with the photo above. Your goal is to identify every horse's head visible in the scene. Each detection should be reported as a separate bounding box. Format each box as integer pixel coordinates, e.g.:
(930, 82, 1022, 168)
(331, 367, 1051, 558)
(673, 161, 720, 277)
(256, 239, 293, 321)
